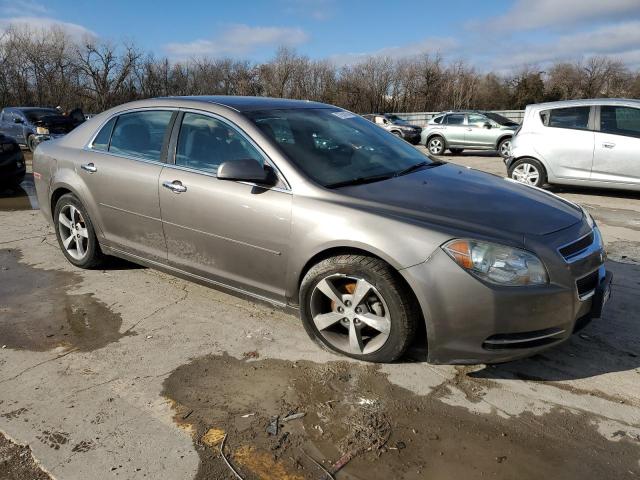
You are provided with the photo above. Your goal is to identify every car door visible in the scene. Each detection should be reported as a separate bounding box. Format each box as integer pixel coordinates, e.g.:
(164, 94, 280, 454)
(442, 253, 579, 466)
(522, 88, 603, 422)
(443, 113, 466, 146)
(2, 110, 23, 143)
(534, 106, 595, 180)
(465, 113, 495, 147)
(80, 109, 175, 262)
(158, 111, 292, 303)
(590, 105, 640, 186)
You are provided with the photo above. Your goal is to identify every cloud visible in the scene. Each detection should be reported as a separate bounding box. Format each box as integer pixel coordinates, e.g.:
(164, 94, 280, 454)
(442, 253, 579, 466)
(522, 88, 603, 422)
(0, 0, 48, 16)
(164, 24, 309, 58)
(0, 16, 96, 41)
(487, 0, 640, 31)
(485, 21, 640, 71)
(329, 37, 459, 66)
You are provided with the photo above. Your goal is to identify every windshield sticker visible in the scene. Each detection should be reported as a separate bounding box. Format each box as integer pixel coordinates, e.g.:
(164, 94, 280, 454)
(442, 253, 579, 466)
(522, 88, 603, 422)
(331, 111, 357, 119)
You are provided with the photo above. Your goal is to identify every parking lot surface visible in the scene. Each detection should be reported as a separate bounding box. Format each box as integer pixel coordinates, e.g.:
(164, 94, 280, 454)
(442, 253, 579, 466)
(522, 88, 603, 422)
(1, 151, 639, 479)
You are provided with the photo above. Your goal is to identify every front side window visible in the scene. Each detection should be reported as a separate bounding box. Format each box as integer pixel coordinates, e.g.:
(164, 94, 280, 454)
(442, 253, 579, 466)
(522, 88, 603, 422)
(542, 107, 590, 130)
(91, 117, 117, 151)
(467, 113, 488, 127)
(246, 108, 436, 187)
(600, 106, 640, 138)
(109, 110, 173, 161)
(446, 114, 465, 125)
(176, 113, 263, 175)
(432, 115, 444, 124)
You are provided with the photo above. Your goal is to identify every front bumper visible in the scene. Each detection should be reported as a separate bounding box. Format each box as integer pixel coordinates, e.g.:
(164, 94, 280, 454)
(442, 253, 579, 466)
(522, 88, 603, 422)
(401, 228, 609, 364)
(504, 155, 515, 169)
(402, 131, 422, 144)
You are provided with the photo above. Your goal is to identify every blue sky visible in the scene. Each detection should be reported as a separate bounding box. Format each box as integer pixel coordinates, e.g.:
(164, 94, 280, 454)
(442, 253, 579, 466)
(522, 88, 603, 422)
(2, 0, 640, 71)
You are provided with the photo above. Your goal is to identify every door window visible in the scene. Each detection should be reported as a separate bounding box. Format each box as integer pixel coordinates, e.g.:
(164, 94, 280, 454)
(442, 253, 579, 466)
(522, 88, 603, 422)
(91, 117, 117, 151)
(467, 113, 488, 127)
(541, 107, 590, 130)
(109, 111, 173, 161)
(446, 114, 465, 125)
(175, 113, 264, 175)
(600, 106, 640, 138)
(432, 115, 444, 124)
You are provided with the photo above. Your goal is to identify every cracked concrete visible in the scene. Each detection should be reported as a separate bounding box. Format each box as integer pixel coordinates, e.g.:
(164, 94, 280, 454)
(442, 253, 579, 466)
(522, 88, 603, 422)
(1, 155, 639, 479)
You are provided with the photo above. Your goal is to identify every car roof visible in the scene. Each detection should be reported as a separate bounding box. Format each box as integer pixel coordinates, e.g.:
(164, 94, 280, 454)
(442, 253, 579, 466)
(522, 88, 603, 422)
(162, 95, 333, 112)
(526, 98, 640, 110)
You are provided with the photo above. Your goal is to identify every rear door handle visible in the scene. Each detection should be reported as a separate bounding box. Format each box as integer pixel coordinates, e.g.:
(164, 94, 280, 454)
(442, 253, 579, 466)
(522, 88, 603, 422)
(162, 180, 187, 193)
(81, 163, 97, 173)
(602, 142, 616, 149)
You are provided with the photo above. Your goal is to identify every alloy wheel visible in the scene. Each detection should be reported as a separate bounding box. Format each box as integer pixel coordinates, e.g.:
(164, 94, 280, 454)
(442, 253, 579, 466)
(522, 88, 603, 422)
(428, 138, 443, 154)
(512, 162, 540, 186)
(310, 274, 391, 355)
(500, 140, 511, 157)
(58, 204, 89, 260)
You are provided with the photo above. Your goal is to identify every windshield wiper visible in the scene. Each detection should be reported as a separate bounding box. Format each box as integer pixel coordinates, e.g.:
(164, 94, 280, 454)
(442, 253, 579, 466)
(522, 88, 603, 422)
(325, 173, 395, 189)
(395, 160, 444, 177)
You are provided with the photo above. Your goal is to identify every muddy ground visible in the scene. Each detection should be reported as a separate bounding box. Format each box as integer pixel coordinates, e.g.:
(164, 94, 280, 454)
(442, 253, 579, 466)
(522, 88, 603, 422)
(0, 152, 639, 479)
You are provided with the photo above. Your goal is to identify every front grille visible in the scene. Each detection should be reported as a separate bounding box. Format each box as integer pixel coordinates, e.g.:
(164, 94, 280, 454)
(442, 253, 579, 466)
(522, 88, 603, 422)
(576, 270, 599, 299)
(559, 231, 594, 260)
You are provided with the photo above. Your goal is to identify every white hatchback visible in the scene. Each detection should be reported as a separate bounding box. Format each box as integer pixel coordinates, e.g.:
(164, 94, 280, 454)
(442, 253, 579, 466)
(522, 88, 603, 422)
(507, 99, 640, 192)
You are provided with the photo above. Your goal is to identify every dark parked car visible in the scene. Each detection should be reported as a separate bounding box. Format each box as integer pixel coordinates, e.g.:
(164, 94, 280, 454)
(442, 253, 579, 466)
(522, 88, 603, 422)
(363, 114, 422, 144)
(34, 96, 611, 364)
(0, 133, 25, 185)
(0, 107, 80, 151)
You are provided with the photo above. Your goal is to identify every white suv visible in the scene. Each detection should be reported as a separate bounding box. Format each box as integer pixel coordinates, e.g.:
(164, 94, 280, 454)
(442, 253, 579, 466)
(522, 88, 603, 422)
(507, 99, 640, 191)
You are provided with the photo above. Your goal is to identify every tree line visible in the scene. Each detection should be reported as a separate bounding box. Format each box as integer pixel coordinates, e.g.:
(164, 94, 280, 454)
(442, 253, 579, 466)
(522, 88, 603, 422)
(1, 25, 639, 115)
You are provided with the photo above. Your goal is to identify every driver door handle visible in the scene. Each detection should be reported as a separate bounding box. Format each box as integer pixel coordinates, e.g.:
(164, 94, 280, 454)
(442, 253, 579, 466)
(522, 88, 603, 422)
(162, 180, 187, 193)
(81, 163, 97, 173)
(602, 142, 616, 149)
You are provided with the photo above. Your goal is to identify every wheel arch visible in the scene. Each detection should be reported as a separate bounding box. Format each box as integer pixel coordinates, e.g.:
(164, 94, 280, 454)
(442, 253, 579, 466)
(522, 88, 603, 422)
(425, 133, 447, 148)
(494, 133, 513, 149)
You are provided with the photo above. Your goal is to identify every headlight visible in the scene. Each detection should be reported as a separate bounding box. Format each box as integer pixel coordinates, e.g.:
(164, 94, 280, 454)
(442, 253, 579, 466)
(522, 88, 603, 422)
(36, 126, 49, 135)
(443, 239, 549, 286)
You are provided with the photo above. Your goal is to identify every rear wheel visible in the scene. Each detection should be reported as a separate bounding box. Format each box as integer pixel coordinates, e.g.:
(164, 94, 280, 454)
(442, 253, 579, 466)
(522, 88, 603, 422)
(427, 136, 445, 155)
(449, 148, 464, 155)
(53, 193, 105, 269)
(299, 255, 419, 363)
(508, 158, 547, 188)
(498, 137, 512, 158)
(391, 130, 403, 138)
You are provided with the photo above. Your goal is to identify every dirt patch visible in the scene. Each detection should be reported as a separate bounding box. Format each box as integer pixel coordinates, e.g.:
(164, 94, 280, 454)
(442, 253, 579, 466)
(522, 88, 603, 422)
(0, 432, 52, 480)
(0, 248, 133, 351)
(163, 354, 640, 480)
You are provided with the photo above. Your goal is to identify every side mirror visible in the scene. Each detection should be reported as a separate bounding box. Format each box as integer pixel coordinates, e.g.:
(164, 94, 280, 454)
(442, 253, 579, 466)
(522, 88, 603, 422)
(217, 159, 277, 186)
(483, 122, 492, 129)
(14, 118, 24, 124)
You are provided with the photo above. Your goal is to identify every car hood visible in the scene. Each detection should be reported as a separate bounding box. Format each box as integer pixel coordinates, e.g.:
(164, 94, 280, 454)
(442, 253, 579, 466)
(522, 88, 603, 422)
(336, 163, 583, 236)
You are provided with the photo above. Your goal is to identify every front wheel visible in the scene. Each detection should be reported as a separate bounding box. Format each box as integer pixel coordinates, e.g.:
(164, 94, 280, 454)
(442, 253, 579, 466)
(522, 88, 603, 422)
(299, 255, 419, 363)
(53, 193, 105, 269)
(427, 136, 445, 155)
(27, 135, 37, 152)
(508, 158, 547, 188)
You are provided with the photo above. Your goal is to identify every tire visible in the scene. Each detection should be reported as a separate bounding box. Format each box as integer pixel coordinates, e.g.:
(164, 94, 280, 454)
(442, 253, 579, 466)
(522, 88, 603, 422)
(497, 137, 512, 158)
(299, 255, 419, 363)
(449, 148, 464, 155)
(426, 136, 445, 155)
(508, 158, 547, 188)
(53, 193, 105, 269)
(391, 130, 403, 138)
(27, 135, 37, 152)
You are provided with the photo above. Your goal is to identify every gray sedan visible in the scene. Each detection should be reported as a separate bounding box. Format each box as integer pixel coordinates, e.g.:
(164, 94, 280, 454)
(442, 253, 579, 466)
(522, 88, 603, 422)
(33, 96, 611, 363)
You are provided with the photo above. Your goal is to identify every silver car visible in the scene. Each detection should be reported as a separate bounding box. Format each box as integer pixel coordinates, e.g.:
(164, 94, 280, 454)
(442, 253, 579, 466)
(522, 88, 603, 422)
(507, 99, 640, 191)
(33, 96, 611, 364)
(422, 111, 519, 158)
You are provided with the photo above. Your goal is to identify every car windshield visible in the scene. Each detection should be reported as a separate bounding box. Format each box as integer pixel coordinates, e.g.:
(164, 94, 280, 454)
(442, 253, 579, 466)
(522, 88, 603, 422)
(246, 108, 437, 187)
(385, 114, 409, 125)
(484, 112, 519, 126)
(23, 109, 61, 122)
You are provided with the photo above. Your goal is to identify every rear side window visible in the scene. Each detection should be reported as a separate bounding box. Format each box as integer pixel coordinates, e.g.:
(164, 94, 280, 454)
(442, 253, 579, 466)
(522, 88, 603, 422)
(541, 107, 590, 130)
(109, 111, 173, 161)
(91, 117, 117, 151)
(446, 114, 465, 125)
(600, 106, 640, 138)
(176, 113, 263, 175)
